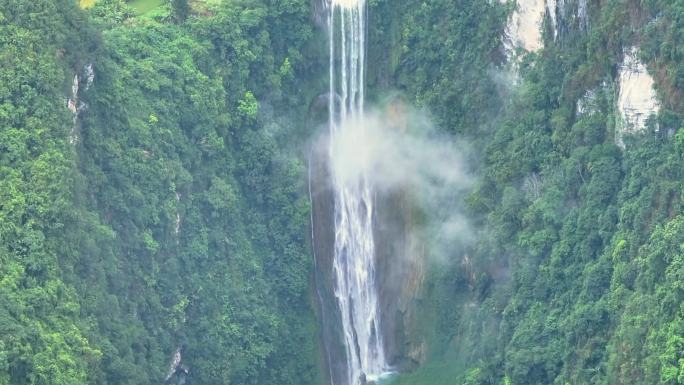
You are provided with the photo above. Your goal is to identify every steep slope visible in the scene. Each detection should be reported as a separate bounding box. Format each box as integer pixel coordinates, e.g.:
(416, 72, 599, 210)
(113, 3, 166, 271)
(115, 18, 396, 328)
(361, 0, 684, 384)
(1, 0, 325, 384)
(0, 2, 99, 383)
(4, 1, 684, 385)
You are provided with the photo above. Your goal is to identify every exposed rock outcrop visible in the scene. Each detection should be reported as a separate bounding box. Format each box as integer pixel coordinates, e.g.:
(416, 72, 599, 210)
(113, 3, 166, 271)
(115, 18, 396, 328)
(175, 192, 182, 237)
(503, 0, 547, 55)
(66, 63, 94, 145)
(503, 0, 590, 59)
(164, 347, 189, 384)
(576, 89, 597, 116)
(616, 47, 660, 147)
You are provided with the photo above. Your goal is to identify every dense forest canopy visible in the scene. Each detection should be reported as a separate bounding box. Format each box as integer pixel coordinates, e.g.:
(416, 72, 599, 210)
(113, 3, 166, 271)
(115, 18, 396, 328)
(1, 0, 320, 384)
(1, 0, 683, 385)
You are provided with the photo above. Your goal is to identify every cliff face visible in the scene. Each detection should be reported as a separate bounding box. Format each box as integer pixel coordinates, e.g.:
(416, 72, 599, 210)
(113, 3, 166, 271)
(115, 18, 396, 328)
(310, 125, 429, 384)
(310, 134, 349, 385)
(375, 188, 426, 370)
(503, 0, 547, 54)
(313, 1, 681, 385)
(616, 47, 660, 147)
(503, 0, 590, 57)
(381, 0, 684, 384)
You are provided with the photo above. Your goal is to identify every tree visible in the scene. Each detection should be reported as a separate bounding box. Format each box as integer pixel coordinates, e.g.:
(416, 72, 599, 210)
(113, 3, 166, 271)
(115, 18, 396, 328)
(172, 0, 190, 22)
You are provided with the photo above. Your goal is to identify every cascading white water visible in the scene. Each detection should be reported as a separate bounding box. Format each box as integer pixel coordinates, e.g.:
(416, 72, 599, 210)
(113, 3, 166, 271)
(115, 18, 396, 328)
(326, 0, 388, 384)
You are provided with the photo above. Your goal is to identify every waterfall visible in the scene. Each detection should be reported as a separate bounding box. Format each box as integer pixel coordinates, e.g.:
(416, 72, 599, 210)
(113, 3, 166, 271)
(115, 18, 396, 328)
(326, 0, 388, 384)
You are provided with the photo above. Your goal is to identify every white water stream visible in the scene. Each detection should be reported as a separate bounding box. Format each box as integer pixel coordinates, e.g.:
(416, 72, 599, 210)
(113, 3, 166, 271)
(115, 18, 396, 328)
(326, 0, 388, 383)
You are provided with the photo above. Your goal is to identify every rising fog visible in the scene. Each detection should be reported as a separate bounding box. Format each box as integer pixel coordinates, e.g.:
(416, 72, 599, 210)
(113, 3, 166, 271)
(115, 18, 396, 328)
(321, 100, 475, 262)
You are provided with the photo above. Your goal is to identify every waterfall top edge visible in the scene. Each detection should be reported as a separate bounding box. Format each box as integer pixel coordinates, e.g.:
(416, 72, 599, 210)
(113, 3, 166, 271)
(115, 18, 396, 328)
(331, 0, 364, 9)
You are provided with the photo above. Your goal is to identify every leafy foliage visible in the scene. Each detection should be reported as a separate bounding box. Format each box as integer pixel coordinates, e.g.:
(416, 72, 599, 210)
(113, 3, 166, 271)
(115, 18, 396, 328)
(377, 1, 684, 385)
(0, 0, 320, 384)
(6, 0, 684, 385)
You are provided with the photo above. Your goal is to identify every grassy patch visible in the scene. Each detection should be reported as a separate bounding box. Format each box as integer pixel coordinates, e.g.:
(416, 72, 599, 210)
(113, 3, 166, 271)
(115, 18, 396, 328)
(79, 0, 96, 8)
(129, 0, 165, 15)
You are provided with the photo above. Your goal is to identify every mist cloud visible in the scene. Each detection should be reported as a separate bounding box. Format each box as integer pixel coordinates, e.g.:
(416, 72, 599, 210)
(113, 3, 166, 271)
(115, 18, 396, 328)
(323, 102, 474, 262)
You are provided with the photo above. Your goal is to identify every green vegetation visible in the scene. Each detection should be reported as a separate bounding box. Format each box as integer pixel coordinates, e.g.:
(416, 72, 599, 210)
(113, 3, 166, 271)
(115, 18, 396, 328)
(128, 0, 164, 14)
(3, 0, 684, 384)
(0, 0, 322, 384)
(370, 0, 684, 384)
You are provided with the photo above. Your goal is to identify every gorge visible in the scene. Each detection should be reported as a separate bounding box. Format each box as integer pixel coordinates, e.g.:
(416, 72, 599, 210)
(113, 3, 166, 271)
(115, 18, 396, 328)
(2, 1, 683, 385)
